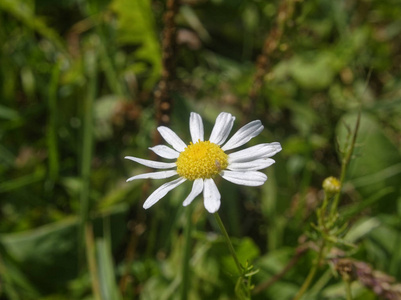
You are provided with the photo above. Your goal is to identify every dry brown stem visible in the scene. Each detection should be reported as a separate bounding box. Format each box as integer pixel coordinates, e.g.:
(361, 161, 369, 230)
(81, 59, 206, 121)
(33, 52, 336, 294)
(244, 0, 296, 121)
(119, 2, 181, 296)
(154, 0, 180, 130)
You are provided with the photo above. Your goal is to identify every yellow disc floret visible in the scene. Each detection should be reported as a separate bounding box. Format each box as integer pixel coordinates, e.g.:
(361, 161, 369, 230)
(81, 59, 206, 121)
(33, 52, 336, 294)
(176, 140, 228, 180)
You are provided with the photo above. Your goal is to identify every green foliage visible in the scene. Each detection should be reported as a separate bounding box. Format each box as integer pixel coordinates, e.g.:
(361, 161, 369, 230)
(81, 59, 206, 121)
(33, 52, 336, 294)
(0, 205, 127, 296)
(1, 0, 401, 299)
(110, 0, 162, 89)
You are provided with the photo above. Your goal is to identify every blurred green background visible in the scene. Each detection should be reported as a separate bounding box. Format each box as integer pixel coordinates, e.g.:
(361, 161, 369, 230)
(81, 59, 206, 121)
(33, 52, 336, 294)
(0, 0, 401, 299)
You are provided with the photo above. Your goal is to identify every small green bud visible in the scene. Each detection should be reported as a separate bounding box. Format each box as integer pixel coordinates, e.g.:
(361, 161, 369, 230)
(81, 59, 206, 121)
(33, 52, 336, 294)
(322, 176, 340, 195)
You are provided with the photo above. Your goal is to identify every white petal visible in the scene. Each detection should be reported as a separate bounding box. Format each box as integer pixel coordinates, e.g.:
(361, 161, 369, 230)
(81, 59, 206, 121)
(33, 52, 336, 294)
(143, 177, 186, 209)
(222, 120, 264, 151)
(183, 178, 204, 206)
(221, 170, 267, 186)
(190, 112, 204, 143)
(228, 142, 282, 163)
(157, 126, 187, 152)
(149, 145, 179, 159)
(127, 170, 178, 182)
(125, 156, 176, 169)
(227, 159, 275, 171)
(209, 112, 235, 145)
(203, 178, 221, 213)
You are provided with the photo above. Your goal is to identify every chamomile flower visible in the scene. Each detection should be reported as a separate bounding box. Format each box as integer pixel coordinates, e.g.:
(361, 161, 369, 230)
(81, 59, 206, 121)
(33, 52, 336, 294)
(125, 112, 282, 213)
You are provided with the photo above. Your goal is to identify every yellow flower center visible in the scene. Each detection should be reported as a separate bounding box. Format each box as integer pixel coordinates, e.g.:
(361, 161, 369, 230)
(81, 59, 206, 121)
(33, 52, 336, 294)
(176, 140, 228, 180)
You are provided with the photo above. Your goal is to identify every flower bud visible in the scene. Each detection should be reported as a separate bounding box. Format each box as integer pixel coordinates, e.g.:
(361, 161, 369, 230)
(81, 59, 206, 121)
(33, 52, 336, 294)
(322, 176, 340, 195)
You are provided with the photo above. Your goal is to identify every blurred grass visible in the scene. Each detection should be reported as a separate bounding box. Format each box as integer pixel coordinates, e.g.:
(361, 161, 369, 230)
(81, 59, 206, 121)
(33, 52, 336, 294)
(0, 0, 401, 299)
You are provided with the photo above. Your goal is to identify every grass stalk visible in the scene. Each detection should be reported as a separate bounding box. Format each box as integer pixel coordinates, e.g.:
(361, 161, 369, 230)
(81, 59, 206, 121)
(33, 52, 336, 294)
(79, 43, 101, 300)
(85, 223, 102, 300)
(46, 60, 61, 187)
(79, 47, 97, 235)
(345, 280, 353, 300)
(330, 110, 361, 219)
(214, 212, 243, 275)
(180, 206, 194, 300)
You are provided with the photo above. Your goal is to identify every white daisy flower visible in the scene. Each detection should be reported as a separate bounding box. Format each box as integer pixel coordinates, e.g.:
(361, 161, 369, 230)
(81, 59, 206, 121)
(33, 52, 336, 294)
(125, 112, 282, 213)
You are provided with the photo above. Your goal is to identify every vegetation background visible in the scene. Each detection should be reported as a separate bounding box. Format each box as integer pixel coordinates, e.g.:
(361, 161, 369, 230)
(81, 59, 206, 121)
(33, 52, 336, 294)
(0, 0, 400, 299)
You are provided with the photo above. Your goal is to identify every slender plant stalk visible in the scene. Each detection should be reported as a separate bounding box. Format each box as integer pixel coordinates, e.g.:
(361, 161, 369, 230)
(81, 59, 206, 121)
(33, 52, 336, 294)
(180, 206, 194, 300)
(345, 280, 353, 300)
(47, 60, 61, 185)
(329, 110, 361, 219)
(81, 0, 125, 96)
(154, 0, 179, 128)
(214, 212, 243, 275)
(95, 27, 126, 96)
(245, 0, 296, 121)
(330, 75, 368, 217)
(79, 47, 97, 236)
(85, 223, 102, 300)
(79, 45, 102, 300)
(0, 253, 19, 300)
(294, 111, 361, 300)
(293, 241, 325, 300)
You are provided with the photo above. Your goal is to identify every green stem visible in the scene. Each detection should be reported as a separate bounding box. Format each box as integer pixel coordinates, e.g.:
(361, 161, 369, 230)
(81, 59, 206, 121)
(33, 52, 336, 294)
(46, 60, 61, 185)
(293, 241, 325, 300)
(79, 47, 97, 256)
(330, 110, 360, 219)
(85, 223, 102, 300)
(79, 45, 99, 300)
(345, 280, 353, 300)
(214, 212, 243, 275)
(180, 206, 193, 300)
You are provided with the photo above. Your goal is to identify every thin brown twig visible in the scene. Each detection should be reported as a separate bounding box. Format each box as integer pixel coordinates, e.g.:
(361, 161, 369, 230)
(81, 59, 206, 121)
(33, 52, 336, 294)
(154, 0, 180, 130)
(244, 0, 296, 122)
(119, 1, 180, 296)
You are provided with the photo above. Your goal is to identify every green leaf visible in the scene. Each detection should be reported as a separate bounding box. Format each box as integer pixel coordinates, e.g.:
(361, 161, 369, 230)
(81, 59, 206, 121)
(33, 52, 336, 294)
(0, 218, 79, 294)
(221, 237, 260, 276)
(0, 241, 40, 300)
(0, 0, 66, 53)
(0, 105, 20, 121)
(0, 205, 128, 295)
(96, 238, 122, 300)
